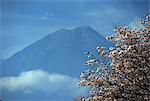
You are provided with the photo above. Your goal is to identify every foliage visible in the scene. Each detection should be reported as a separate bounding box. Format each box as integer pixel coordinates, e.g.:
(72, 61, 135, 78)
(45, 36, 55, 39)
(77, 15, 150, 101)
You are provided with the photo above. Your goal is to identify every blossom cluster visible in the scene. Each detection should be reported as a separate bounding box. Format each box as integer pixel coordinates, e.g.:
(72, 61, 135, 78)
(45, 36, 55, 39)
(77, 15, 150, 101)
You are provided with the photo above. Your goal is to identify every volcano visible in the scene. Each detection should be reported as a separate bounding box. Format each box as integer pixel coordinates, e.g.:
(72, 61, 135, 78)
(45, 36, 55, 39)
(1, 26, 114, 77)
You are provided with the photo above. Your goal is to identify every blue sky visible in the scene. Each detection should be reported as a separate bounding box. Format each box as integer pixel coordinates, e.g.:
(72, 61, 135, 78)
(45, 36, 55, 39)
(1, 0, 149, 59)
(0, 0, 149, 100)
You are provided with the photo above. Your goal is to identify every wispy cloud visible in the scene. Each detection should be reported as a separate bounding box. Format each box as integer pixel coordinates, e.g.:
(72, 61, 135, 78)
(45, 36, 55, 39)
(0, 70, 87, 97)
(41, 12, 54, 20)
(84, 11, 99, 16)
(84, 7, 125, 18)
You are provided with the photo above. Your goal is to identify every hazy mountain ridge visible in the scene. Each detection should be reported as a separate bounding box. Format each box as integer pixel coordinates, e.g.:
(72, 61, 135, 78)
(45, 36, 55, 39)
(1, 26, 114, 77)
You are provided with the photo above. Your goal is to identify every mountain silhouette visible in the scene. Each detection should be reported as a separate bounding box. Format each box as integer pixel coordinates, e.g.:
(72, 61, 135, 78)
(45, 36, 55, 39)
(1, 26, 114, 77)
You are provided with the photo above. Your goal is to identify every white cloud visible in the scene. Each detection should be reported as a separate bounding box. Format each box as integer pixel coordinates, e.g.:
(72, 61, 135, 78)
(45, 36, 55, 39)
(84, 7, 125, 18)
(0, 70, 88, 96)
(84, 11, 99, 16)
(41, 12, 54, 20)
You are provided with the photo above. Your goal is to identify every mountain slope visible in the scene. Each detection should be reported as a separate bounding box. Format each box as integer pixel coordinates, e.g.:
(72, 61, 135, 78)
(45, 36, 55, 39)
(1, 26, 114, 77)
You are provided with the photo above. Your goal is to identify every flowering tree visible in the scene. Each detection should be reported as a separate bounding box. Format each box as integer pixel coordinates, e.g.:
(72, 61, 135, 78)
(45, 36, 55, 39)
(77, 15, 150, 101)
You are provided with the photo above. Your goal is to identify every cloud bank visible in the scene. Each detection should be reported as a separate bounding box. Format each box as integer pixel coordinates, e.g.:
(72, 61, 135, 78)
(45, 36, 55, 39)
(0, 70, 87, 97)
